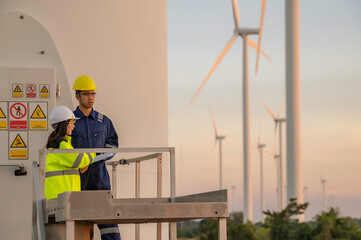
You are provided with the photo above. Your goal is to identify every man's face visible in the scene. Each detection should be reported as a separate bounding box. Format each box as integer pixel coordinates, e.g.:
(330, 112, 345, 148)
(76, 90, 96, 108)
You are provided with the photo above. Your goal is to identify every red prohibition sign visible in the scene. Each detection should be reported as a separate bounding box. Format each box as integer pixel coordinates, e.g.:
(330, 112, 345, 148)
(27, 84, 36, 93)
(10, 103, 27, 119)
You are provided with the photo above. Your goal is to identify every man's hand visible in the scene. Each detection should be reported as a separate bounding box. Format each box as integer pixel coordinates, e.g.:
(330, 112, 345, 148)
(80, 165, 89, 173)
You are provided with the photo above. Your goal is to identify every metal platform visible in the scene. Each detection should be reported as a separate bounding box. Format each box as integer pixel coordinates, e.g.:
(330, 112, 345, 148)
(43, 190, 228, 240)
(44, 190, 228, 224)
(33, 147, 229, 240)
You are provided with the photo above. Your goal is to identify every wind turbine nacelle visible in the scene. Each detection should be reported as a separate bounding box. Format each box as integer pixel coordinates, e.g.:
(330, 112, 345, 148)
(236, 28, 259, 36)
(216, 136, 225, 140)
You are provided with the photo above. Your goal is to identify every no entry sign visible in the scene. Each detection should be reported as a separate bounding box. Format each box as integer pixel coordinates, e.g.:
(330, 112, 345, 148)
(9, 102, 28, 129)
(26, 84, 37, 98)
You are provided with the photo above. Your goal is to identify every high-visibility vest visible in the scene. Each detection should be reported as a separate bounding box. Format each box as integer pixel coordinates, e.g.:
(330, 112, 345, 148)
(45, 136, 96, 200)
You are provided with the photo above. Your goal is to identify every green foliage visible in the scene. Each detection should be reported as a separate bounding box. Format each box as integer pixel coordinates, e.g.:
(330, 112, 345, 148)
(262, 198, 310, 240)
(176, 204, 361, 240)
(312, 208, 361, 240)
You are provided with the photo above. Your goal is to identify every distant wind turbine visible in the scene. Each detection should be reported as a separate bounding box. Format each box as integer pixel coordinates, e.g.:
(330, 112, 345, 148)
(261, 100, 286, 209)
(209, 103, 226, 190)
(252, 124, 266, 221)
(321, 178, 327, 212)
(266, 150, 282, 211)
(191, 0, 271, 222)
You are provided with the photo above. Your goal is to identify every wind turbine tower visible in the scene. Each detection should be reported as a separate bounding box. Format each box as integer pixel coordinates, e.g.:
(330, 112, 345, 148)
(209, 104, 226, 190)
(261, 101, 286, 209)
(321, 178, 327, 212)
(255, 128, 266, 221)
(191, 0, 271, 222)
(285, 0, 303, 220)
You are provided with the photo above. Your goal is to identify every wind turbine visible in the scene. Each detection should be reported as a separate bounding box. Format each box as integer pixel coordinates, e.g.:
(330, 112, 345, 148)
(321, 178, 327, 212)
(209, 104, 226, 190)
(285, 1, 303, 221)
(266, 150, 282, 211)
(261, 100, 286, 209)
(253, 125, 266, 221)
(190, 0, 271, 222)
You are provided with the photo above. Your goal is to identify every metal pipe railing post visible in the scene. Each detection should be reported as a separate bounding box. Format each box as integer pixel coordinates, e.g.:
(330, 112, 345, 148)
(112, 163, 117, 197)
(157, 153, 163, 240)
(169, 148, 177, 240)
(135, 161, 141, 240)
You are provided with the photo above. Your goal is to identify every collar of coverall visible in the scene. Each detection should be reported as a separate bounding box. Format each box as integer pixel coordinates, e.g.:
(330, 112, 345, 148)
(74, 106, 96, 120)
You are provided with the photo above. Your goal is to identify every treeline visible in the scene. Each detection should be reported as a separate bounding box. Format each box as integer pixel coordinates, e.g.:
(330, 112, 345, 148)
(177, 199, 361, 240)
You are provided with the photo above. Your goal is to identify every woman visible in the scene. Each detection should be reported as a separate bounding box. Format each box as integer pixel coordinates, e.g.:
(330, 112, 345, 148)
(45, 106, 96, 200)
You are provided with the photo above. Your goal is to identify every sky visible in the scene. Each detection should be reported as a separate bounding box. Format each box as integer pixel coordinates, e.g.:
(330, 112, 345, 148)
(168, 0, 361, 223)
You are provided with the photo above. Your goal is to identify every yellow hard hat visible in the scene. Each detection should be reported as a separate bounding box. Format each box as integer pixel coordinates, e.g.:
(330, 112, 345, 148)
(72, 75, 98, 91)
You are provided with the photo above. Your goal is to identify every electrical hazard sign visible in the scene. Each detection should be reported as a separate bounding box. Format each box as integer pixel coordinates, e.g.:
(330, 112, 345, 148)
(26, 84, 37, 98)
(9, 102, 28, 130)
(0, 102, 8, 130)
(9, 131, 28, 160)
(29, 102, 48, 130)
(39, 84, 50, 98)
(12, 83, 23, 98)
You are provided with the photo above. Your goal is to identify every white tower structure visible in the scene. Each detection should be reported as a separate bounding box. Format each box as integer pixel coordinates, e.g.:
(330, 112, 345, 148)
(0, 1, 168, 239)
(285, 0, 303, 221)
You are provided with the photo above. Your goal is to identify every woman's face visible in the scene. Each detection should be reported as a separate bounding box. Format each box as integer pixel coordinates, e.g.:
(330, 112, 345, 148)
(66, 120, 75, 136)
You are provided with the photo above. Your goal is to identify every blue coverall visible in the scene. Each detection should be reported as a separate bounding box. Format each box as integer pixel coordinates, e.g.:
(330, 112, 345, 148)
(72, 107, 121, 240)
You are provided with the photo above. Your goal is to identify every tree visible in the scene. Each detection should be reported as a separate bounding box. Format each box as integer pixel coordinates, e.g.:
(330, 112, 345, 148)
(312, 208, 361, 240)
(262, 198, 311, 240)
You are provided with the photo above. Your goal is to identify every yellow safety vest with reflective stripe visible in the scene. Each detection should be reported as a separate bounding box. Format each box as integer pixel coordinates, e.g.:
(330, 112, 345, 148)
(45, 136, 96, 200)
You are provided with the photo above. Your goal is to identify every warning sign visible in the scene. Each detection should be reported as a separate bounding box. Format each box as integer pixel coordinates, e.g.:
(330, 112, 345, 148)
(9, 131, 28, 160)
(0, 102, 8, 130)
(11, 134, 27, 148)
(9, 102, 28, 129)
(26, 84, 37, 98)
(39, 84, 50, 98)
(29, 102, 48, 130)
(12, 84, 23, 98)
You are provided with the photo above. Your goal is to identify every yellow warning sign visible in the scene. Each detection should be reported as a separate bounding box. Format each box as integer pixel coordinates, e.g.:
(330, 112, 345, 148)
(0, 108, 6, 118)
(41, 86, 48, 93)
(39, 84, 50, 98)
(14, 85, 22, 92)
(31, 105, 46, 119)
(11, 134, 27, 148)
(10, 150, 27, 159)
(12, 84, 23, 98)
(0, 121, 6, 129)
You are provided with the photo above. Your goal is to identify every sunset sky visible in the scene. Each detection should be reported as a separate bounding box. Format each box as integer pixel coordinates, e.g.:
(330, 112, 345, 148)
(168, 0, 361, 222)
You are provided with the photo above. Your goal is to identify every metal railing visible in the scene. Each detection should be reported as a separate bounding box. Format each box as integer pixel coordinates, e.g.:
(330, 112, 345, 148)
(37, 147, 176, 240)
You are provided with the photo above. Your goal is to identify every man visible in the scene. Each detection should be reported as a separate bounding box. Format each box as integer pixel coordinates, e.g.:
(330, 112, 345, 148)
(71, 75, 121, 240)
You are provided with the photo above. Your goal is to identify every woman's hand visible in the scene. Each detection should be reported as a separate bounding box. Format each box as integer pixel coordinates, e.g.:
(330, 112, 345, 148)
(80, 165, 89, 173)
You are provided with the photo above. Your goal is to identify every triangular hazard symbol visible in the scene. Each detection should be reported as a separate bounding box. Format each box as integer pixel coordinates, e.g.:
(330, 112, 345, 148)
(14, 85, 22, 92)
(41, 86, 49, 93)
(31, 105, 46, 119)
(0, 108, 6, 118)
(11, 134, 27, 148)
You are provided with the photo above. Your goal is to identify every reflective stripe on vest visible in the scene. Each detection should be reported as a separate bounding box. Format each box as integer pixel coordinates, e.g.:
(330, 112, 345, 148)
(45, 169, 79, 178)
(100, 227, 120, 235)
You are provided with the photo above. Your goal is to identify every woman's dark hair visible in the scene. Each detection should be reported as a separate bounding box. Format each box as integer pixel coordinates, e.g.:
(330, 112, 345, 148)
(46, 121, 68, 148)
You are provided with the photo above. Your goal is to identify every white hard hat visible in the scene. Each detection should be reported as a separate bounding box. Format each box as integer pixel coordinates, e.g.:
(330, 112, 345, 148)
(49, 106, 79, 126)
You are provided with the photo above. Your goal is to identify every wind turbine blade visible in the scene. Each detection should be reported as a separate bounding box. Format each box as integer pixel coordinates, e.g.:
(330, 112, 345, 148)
(247, 37, 272, 61)
(209, 102, 218, 137)
(277, 99, 286, 118)
(255, 0, 267, 74)
(190, 35, 238, 104)
(231, 0, 241, 28)
(260, 99, 277, 120)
